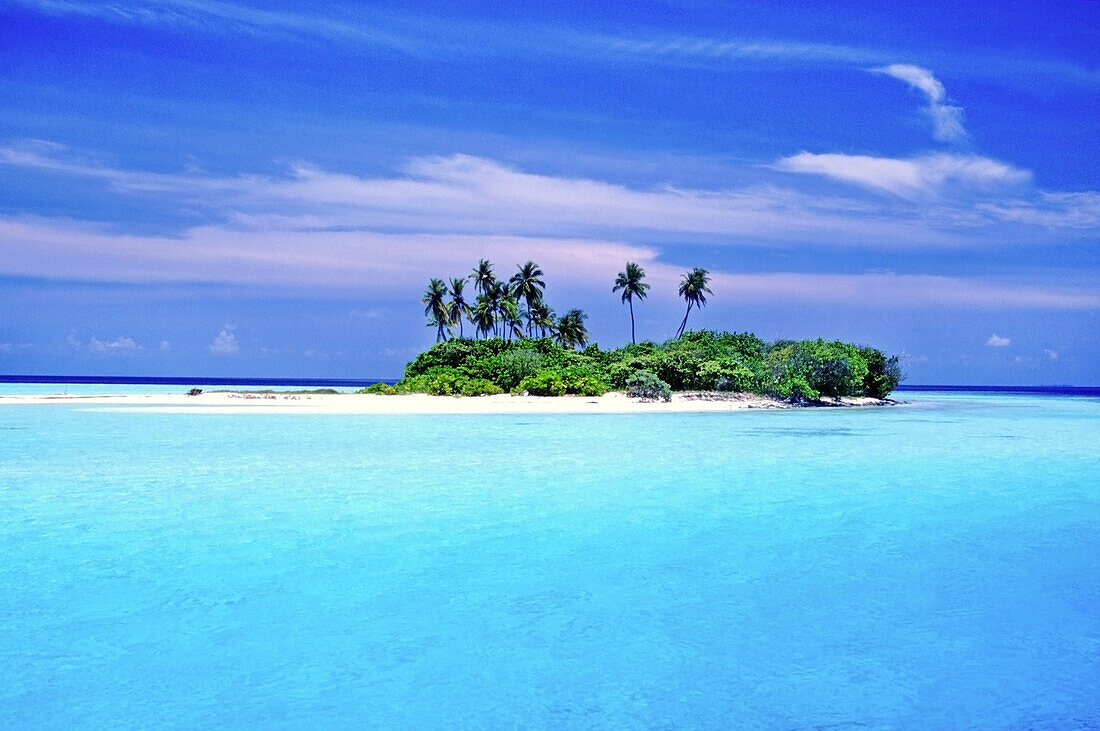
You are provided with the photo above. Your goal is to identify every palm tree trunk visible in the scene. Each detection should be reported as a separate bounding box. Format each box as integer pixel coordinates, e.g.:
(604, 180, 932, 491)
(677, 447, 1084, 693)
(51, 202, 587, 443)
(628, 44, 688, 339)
(628, 297, 636, 344)
(677, 302, 692, 337)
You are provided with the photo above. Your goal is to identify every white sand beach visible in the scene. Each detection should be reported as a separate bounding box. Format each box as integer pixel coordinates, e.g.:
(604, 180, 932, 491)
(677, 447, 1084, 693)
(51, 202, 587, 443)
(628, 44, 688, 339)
(0, 390, 895, 413)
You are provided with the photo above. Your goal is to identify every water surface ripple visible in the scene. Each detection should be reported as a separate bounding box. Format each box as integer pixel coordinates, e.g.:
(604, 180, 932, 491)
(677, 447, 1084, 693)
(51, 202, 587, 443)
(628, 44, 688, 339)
(1, 393, 1097, 727)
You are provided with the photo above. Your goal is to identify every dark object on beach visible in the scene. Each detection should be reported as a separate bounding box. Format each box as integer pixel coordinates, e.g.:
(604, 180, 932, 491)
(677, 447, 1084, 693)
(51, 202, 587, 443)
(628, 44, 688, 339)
(187, 388, 202, 396)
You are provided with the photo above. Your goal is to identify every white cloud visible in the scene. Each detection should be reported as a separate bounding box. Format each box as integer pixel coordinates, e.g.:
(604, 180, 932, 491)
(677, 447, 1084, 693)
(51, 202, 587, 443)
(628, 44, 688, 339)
(0, 342, 36, 352)
(874, 64, 966, 141)
(208, 330, 239, 355)
(88, 336, 141, 353)
(986, 333, 1011, 347)
(775, 152, 1030, 198)
(1044, 349, 1058, 360)
(5, 143, 1075, 249)
(160, 340, 171, 351)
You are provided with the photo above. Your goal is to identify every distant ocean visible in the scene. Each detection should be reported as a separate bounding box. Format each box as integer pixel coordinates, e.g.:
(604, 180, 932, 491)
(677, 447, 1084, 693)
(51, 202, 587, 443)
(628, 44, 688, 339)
(0, 374, 384, 387)
(2, 374, 1097, 397)
(1, 387, 1097, 726)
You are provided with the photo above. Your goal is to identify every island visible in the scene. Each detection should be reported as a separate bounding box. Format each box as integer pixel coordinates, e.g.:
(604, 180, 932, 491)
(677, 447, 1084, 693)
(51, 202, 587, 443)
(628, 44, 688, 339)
(361, 329, 901, 406)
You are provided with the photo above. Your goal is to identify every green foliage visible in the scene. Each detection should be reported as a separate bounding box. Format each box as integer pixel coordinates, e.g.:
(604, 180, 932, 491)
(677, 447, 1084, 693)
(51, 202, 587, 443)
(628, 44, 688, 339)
(765, 339, 874, 401)
(397, 366, 468, 396)
(559, 365, 608, 396)
(392, 329, 900, 400)
(625, 370, 671, 402)
(518, 370, 567, 396)
(861, 348, 903, 399)
(358, 382, 397, 395)
(486, 348, 545, 390)
(460, 378, 504, 396)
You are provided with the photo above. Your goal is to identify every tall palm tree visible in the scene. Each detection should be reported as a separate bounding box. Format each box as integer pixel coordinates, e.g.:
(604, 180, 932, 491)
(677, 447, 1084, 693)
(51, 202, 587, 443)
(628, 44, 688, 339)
(422, 278, 451, 342)
(470, 259, 496, 296)
(446, 278, 471, 339)
(612, 262, 650, 344)
(555, 309, 589, 350)
(509, 261, 545, 337)
(675, 267, 712, 337)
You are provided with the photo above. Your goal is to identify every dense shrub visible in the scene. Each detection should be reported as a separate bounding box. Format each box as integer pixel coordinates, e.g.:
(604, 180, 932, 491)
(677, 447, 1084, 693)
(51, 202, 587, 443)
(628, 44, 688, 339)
(861, 348, 903, 399)
(397, 366, 468, 395)
(626, 370, 671, 402)
(358, 382, 397, 395)
(518, 370, 567, 396)
(391, 331, 900, 399)
(460, 378, 504, 396)
(486, 348, 544, 391)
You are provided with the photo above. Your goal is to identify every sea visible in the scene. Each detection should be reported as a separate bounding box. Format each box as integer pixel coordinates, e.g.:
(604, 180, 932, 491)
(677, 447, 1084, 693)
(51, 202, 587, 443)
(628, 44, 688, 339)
(0, 383, 1097, 728)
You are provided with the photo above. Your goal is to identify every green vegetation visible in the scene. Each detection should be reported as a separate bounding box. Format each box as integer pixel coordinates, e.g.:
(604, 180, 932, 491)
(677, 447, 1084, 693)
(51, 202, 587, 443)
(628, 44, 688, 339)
(625, 370, 671, 402)
(365, 259, 903, 401)
(361, 330, 902, 401)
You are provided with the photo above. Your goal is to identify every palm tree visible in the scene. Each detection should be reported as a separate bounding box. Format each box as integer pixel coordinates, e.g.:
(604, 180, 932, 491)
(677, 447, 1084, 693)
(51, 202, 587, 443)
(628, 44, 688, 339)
(470, 259, 496, 296)
(675, 267, 712, 337)
(422, 278, 451, 342)
(484, 280, 505, 337)
(509, 261, 545, 337)
(471, 295, 496, 339)
(612, 262, 650, 344)
(529, 300, 556, 338)
(499, 296, 524, 341)
(446, 278, 471, 339)
(555, 309, 589, 349)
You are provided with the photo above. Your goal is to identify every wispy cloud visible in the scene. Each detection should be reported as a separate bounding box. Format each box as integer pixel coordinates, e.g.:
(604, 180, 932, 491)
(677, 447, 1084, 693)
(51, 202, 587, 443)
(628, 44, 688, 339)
(0, 217, 1096, 311)
(11, 0, 424, 53)
(595, 34, 883, 66)
(88, 335, 142, 353)
(775, 152, 1030, 198)
(873, 64, 966, 142)
(987, 333, 1011, 347)
(9, 142, 1096, 251)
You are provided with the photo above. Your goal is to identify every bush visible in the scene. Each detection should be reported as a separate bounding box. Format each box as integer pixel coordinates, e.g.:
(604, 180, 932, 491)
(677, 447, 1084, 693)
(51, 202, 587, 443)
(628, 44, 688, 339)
(861, 348, 903, 398)
(487, 348, 544, 391)
(773, 373, 819, 402)
(359, 382, 397, 395)
(625, 370, 671, 402)
(460, 378, 504, 396)
(517, 370, 567, 396)
(397, 366, 467, 395)
(558, 365, 607, 396)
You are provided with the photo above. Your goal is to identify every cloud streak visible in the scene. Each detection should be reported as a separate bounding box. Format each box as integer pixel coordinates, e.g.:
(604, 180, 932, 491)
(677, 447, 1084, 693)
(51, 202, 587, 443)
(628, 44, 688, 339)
(5, 143, 1096, 250)
(775, 152, 1030, 198)
(0, 217, 1096, 311)
(874, 64, 967, 142)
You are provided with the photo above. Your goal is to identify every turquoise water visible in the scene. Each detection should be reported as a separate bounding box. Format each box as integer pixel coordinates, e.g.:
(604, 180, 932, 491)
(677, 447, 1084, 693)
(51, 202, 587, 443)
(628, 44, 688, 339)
(0, 383, 360, 396)
(1, 393, 1097, 727)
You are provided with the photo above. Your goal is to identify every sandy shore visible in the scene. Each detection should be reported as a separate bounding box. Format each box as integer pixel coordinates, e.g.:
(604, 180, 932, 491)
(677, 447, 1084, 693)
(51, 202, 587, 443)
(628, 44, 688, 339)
(0, 390, 896, 414)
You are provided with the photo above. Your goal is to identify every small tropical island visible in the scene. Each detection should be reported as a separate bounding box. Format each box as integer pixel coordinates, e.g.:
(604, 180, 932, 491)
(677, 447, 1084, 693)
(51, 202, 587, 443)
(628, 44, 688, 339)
(361, 260, 902, 405)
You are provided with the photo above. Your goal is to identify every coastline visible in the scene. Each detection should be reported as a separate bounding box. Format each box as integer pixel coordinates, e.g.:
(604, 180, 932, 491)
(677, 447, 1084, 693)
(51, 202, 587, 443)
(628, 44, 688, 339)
(0, 390, 898, 413)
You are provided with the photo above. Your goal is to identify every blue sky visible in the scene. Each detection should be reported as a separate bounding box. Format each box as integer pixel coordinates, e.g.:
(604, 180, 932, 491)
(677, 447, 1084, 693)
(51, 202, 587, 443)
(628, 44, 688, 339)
(1, 0, 1097, 383)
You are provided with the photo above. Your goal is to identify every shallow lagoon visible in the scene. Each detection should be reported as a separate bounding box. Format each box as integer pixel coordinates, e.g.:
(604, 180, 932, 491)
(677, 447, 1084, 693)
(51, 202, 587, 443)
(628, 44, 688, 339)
(1, 392, 1097, 726)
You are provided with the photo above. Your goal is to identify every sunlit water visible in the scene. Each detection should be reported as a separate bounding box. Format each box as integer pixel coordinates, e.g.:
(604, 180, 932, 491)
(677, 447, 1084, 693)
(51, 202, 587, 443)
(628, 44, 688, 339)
(1, 392, 1097, 727)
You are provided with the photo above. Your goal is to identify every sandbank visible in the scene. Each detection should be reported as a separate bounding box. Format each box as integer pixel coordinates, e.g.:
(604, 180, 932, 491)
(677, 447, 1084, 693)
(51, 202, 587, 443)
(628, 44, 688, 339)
(0, 390, 896, 414)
